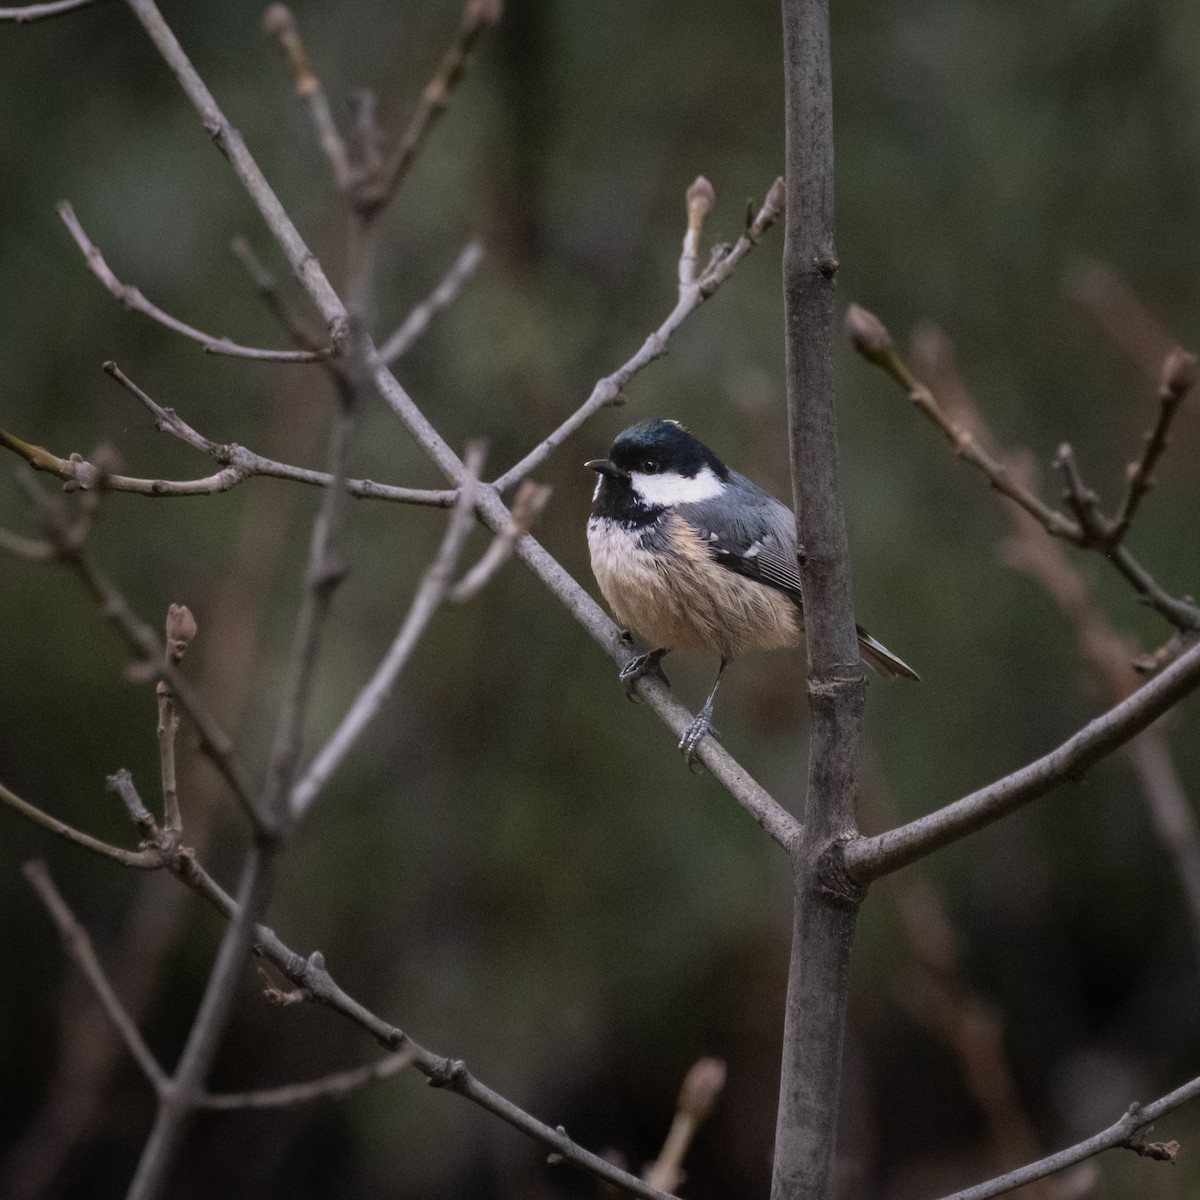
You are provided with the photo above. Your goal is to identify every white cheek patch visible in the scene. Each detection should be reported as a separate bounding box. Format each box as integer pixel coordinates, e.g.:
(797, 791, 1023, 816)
(592, 476, 603, 502)
(631, 465, 724, 506)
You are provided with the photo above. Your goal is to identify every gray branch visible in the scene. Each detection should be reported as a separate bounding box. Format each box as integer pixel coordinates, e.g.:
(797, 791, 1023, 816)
(844, 635, 1200, 882)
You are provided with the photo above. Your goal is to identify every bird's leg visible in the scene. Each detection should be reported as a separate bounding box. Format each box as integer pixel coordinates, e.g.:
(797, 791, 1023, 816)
(618, 646, 671, 701)
(679, 659, 727, 766)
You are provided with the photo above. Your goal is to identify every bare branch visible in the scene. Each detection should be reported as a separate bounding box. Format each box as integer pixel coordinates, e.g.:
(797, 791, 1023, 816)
(844, 634, 1200, 882)
(291, 443, 485, 819)
(228, 236, 323, 350)
(158, 604, 197, 834)
(847, 304, 1083, 543)
(935, 1076, 1200, 1200)
(0, 778, 162, 869)
(263, 4, 352, 190)
(57, 202, 330, 362)
(152, 845, 679, 1200)
(0, 379, 457, 510)
(0, 0, 99, 20)
(378, 239, 485, 364)
(64, 542, 262, 828)
(644, 1057, 726, 1192)
(1110, 346, 1198, 544)
(493, 176, 784, 494)
(448, 479, 551, 604)
(125, 0, 795, 850)
(23, 860, 169, 1092)
(196, 1046, 414, 1110)
(853, 306, 1200, 633)
(367, 0, 502, 215)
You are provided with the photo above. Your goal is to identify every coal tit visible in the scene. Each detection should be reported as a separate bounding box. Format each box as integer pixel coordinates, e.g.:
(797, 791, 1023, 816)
(586, 418, 918, 762)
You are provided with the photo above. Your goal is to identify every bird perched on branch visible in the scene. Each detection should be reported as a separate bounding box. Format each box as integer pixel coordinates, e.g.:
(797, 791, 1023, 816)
(586, 418, 917, 763)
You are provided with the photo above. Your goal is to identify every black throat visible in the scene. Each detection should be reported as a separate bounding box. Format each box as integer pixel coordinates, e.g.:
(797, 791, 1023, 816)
(590, 477, 663, 529)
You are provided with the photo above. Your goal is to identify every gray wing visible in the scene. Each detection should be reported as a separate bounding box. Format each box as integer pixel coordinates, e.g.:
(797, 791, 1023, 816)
(678, 472, 804, 605)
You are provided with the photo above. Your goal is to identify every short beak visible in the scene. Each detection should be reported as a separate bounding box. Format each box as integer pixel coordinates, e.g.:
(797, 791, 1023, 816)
(584, 458, 629, 482)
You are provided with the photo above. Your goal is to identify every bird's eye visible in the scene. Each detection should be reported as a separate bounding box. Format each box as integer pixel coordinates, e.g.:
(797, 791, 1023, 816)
(641, 458, 660, 474)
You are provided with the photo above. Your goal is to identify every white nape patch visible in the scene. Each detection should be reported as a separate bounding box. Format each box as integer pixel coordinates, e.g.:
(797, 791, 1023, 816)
(631, 465, 724, 507)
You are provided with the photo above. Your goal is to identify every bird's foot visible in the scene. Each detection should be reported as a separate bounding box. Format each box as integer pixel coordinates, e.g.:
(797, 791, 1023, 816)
(679, 707, 720, 769)
(619, 647, 670, 701)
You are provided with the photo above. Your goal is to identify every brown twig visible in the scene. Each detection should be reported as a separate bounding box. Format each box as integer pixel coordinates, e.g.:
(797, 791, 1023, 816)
(643, 1058, 726, 1193)
(23, 860, 170, 1089)
(847, 304, 1083, 542)
(492, 175, 784, 494)
(157, 604, 197, 835)
(1110, 347, 1198, 544)
(57, 202, 330, 362)
(365, 0, 502, 215)
(262, 4, 352, 190)
(448, 479, 551, 604)
(850, 304, 1200, 633)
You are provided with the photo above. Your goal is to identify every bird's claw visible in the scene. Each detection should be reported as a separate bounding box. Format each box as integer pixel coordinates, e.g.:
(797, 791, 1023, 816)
(618, 648, 670, 701)
(679, 711, 720, 769)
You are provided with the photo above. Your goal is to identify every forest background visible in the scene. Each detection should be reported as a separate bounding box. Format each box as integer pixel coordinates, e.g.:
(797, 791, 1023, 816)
(1, 1, 1199, 1198)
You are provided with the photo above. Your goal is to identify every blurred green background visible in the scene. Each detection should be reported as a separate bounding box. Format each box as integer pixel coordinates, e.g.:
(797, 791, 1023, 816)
(2, 1, 1199, 1197)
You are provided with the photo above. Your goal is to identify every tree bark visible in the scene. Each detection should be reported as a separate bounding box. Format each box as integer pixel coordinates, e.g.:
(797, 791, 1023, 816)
(772, 2, 867, 1198)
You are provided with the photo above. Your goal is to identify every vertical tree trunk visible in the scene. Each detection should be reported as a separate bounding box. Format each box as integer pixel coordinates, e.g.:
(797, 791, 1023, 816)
(772, 2, 867, 1198)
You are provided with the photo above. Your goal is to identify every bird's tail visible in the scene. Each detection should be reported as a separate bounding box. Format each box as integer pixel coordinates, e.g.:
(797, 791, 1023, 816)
(856, 625, 920, 681)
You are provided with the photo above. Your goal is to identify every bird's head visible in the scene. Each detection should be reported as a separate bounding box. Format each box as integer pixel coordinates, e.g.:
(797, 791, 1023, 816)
(585, 419, 729, 514)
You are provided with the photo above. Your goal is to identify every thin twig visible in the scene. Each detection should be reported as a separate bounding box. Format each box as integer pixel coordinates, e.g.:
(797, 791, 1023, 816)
(0, 408, 457, 512)
(157, 604, 197, 835)
(66, 544, 261, 828)
(24, 860, 170, 1090)
(847, 305, 1083, 543)
(291, 443, 485, 819)
(935, 1077, 1199, 1200)
(0, 0, 99, 19)
(844, 634, 1200, 882)
(0, 779, 162, 868)
(366, 0, 502, 215)
(228, 237, 323, 351)
(851, 304, 1200, 633)
(20, 867, 418, 1114)
(378, 239, 485, 364)
(57, 202, 330, 362)
(196, 1047, 415, 1110)
(644, 1058, 725, 1193)
(263, 4, 352, 190)
(158, 849, 678, 1200)
(492, 176, 784, 495)
(1110, 347, 1198, 544)
(448, 479, 551, 604)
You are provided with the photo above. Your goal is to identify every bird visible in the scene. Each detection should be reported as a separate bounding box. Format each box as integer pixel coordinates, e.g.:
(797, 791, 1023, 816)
(585, 418, 918, 763)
